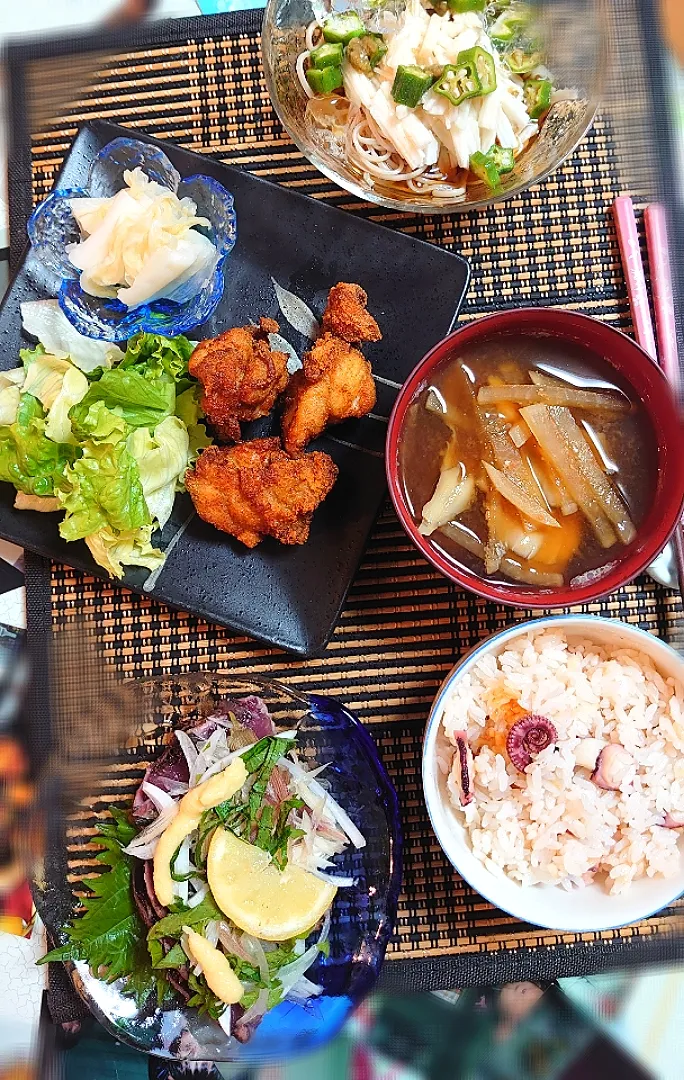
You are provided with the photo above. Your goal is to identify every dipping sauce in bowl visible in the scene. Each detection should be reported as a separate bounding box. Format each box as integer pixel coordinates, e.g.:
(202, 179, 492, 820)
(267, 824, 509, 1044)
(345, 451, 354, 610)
(387, 309, 684, 607)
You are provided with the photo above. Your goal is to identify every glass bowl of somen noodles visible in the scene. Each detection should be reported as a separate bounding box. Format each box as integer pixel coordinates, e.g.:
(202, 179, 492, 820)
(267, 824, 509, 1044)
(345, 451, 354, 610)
(386, 309, 684, 607)
(262, 0, 605, 213)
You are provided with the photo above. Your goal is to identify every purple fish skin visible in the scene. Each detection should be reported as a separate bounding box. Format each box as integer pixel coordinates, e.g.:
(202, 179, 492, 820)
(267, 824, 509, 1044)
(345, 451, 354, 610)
(207, 696, 275, 740)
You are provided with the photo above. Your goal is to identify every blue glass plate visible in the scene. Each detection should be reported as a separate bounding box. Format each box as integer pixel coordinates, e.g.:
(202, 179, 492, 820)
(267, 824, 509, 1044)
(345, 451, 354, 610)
(35, 674, 402, 1064)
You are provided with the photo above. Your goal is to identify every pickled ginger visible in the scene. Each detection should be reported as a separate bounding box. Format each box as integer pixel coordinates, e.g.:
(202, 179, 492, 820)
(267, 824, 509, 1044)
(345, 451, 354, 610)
(67, 168, 218, 310)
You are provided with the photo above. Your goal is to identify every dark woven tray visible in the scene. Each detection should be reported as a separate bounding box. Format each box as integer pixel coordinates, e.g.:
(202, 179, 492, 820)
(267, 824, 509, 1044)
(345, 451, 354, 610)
(8, 0, 684, 990)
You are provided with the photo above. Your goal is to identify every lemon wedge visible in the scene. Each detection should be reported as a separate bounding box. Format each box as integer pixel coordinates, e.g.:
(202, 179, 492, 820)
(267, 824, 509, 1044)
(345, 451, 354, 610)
(207, 827, 337, 942)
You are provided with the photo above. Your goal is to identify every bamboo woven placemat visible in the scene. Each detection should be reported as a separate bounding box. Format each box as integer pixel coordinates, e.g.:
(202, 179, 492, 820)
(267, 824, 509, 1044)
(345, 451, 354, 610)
(8, 1, 684, 989)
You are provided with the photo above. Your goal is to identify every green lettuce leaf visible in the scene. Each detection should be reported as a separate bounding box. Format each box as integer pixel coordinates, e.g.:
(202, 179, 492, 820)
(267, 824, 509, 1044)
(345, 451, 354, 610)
(127, 416, 190, 529)
(71, 400, 128, 443)
(20, 343, 46, 368)
(23, 354, 72, 409)
(122, 332, 195, 384)
(85, 524, 164, 580)
(0, 394, 79, 496)
(0, 386, 21, 426)
(175, 386, 211, 466)
(69, 367, 176, 431)
(58, 403, 150, 542)
(45, 366, 90, 444)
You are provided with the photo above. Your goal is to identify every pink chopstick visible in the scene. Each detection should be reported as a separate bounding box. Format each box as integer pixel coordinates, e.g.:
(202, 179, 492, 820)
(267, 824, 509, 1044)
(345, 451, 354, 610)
(613, 196, 658, 361)
(644, 204, 681, 397)
(613, 195, 684, 597)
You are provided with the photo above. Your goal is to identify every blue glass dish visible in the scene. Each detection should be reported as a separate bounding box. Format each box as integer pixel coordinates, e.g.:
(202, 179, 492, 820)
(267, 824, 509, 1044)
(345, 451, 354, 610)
(36, 674, 402, 1064)
(27, 138, 237, 341)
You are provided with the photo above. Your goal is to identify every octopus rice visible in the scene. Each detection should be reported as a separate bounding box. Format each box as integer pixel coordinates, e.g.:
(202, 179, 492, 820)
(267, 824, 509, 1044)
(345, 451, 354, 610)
(439, 630, 684, 894)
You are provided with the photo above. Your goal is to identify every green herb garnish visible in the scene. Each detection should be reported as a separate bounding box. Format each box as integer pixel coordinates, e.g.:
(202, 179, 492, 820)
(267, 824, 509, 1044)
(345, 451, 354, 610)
(147, 894, 223, 968)
(39, 808, 168, 1007)
(213, 737, 300, 867)
(187, 970, 226, 1021)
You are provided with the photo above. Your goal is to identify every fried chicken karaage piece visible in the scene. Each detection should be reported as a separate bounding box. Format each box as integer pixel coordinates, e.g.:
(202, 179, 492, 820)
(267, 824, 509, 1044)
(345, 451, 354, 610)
(321, 283, 382, 343)
(188, 318, 288, 442)
(186, 438, 338, 548)
(282, 333, 377, 453)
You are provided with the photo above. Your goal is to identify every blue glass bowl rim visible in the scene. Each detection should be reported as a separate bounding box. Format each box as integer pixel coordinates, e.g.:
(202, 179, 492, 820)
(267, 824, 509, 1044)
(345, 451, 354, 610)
(49, 672, 403, 1062)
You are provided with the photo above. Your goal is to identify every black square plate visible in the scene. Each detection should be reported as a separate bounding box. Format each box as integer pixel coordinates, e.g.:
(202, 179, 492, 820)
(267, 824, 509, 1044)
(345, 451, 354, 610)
(0, 120, 469, 656)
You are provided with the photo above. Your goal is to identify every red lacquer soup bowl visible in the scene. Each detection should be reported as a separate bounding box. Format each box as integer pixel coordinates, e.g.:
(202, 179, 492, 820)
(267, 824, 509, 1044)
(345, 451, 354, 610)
(386, 308, 684, 608)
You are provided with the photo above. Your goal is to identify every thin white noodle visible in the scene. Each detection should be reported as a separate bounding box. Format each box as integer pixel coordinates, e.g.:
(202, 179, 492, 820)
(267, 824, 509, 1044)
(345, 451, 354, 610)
(305, 20, 320, 52)
(406, 171, 467, 200)
(345, 107, 428, 182)
(296, 51, 314, 99)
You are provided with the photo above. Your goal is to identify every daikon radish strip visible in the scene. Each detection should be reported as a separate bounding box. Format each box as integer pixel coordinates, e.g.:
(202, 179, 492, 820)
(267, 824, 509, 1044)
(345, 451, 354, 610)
(509, 421, 531, 447)
(477, 384, 630, 412)
(484, 492, 507, 575)
(482, 462, 560, 529)
(439, 522, 486, 559)
(527, 455, 559, 507)
(478, 408, 539, 499)
(530, 456, 578, 516)
(520, 405, 617, 548)
(529, 370, 569, 388)
(549, 407, 636, 544)
(485, 489, 544, 558)
(499, 556, 564, 588)
(580, 421, 616, 474)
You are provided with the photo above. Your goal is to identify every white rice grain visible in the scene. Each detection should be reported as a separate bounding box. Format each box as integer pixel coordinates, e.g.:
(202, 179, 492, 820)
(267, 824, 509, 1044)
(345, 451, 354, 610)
(441, 630, 684, 894)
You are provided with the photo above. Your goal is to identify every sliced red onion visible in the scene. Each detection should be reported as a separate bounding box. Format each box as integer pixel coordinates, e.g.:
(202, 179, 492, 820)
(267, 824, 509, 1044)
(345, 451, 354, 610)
(204, 920, 220, 948)
(218, 923, 252, 963)
(277, 942, 321, 997)
(314, 818, 348, 845)
(591, 744, 633, 790)
(194, 742, 255, 787)
(190, 728, 228, 787)
(123, 802, 178, 859)
(451, 731, 475, 805)
(241, 932, 269, 985)
(141, 780, 177, 813)
(238, 988, 269, 1029)
(506, 715, 558, 771)
(661, 812, 684, 829)
(160, 778, 189, 797)
(279, 757, 366, 848)
(175, 729, 199, 775)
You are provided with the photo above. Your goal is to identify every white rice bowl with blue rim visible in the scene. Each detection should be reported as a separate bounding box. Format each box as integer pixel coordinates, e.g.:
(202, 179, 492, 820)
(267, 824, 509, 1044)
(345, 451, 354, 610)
(422, 616, 684, 931)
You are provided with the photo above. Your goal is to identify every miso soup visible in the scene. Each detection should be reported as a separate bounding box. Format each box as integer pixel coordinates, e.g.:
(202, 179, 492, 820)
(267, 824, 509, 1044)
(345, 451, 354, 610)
(399, 334, 656, 590)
